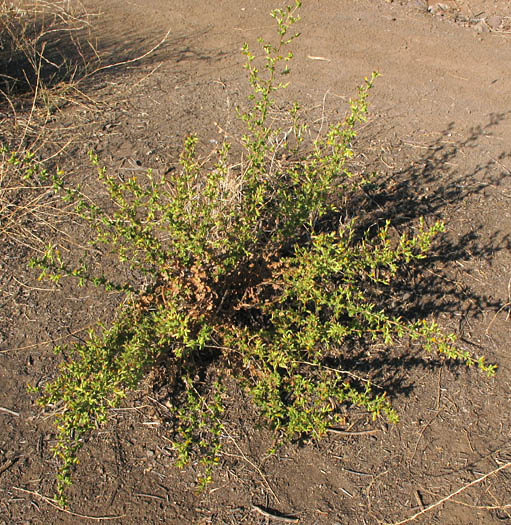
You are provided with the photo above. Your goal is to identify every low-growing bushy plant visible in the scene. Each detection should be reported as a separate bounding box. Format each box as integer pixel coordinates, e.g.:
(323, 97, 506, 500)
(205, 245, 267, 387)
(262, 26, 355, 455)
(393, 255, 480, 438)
(27, 1, 495, 506)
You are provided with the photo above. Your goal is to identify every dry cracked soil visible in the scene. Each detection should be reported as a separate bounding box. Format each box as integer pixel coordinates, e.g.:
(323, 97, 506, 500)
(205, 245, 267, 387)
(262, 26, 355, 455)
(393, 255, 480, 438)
(1, 0, 511, 524)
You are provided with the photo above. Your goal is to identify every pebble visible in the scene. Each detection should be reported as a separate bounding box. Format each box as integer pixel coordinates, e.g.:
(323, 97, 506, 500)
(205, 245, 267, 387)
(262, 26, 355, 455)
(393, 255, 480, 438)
(474, 20, 489, 33)
(428, 3, 449, 15)
(486, 16, 502, 30)
(413, 0, 428, 11)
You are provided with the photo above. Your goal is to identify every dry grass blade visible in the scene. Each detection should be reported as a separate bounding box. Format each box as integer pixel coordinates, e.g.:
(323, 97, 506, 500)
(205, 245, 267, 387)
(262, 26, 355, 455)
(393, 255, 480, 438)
(222, 428, 280, 504)
(77, 27, 172, 81)
(12, 486, 125, 520)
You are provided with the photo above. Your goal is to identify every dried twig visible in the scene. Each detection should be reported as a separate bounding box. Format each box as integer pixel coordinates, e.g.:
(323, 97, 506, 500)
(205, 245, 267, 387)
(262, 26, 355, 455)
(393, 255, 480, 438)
(0, 406, 19, 416)
(409, 412, 439, 463)
(387, 461, 511, 525)
(337, 466, 372, 477)
(221, 432, 279, 504)
(252, 504, 299, 523)
(0, 323, 95, 353)
(135, 492, 166, 501)
(79, 27, 172, 81)
(295, 360, 384, 389)
(436, 497, 511, 510)
(13, 487, 125, 521)
(414, 490, 425, 511)
(306, 55, 331, 62)
(0, 456, 19, 476)
(485, 301, 511, 333)
(327, 428, 380, 436)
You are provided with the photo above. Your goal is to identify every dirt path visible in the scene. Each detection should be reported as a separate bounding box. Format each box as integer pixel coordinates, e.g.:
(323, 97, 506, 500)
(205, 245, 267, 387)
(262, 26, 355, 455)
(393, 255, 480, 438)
(1, 1, 510, 524)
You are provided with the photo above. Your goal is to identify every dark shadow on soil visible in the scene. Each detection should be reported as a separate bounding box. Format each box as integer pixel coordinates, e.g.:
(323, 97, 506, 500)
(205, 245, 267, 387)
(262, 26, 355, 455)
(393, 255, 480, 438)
(322, 112, 511, 400)
(358, 113, 511, 230)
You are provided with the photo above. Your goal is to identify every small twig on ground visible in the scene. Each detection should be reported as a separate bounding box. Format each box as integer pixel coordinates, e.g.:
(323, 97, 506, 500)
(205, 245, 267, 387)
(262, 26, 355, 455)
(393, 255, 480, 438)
(252, 503, 299, 523)
(339, 487, 353, 498)
(0, 407, 19, 416)
(387, 461, 511, 525)
(315, 89, 330, 141)
(135, 492, 166, 501)
(409, 411, 440, 464)
(490, 156, 511, 175)
(488, 488, 511, 521)
(296, 360, 384, 389)
(421, 485, 511, 518)
(221, 448, 279, 503)
(436, 496, 511, 510)
(20, 43, 43, 148)
(414, 490, 425, 511)
(485, 301, 511, 333)
(436, 368, 442, 411)
(0, 457, 19, 476)
(221, 426, 280, 503)
(327, 428, 380, 436)
(13, 487, 125, 521)
(306, 55, 330, 62)
(336, 466, 372, 477)
(11, 276, 56, 292)
(79, 27, 171, 81)
(0, 323, 95, 354)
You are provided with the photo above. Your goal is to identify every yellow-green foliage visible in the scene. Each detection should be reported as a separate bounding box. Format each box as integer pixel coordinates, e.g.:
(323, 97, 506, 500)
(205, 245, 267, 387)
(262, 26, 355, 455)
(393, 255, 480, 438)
(27, 1, 495, 506)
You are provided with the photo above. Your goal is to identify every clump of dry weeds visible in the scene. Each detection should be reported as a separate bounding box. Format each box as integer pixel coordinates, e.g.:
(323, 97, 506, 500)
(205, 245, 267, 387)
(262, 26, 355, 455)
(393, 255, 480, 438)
(0, 1, 98, 251)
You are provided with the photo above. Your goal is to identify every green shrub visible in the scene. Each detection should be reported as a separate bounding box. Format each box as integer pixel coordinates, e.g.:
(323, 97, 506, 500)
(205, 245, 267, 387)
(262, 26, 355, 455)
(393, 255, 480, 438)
(28, 1, 495, 506)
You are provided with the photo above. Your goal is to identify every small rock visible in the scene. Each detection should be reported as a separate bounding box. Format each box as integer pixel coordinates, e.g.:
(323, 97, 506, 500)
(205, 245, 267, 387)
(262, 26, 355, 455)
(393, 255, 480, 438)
(414, 0, 428, 11)
(428, 3, 448, 15)
(474, 20, 489, 33)
(486, 16, 502, 30)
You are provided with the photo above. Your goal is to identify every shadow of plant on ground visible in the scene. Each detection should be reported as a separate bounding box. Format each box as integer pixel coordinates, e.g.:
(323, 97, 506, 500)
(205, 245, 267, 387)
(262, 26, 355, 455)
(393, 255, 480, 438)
(322, 112, 511, 399)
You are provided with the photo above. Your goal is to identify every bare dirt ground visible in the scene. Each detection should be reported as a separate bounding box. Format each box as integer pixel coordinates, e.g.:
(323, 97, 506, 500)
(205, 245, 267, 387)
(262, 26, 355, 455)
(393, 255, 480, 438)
(1, 0, 511, 523)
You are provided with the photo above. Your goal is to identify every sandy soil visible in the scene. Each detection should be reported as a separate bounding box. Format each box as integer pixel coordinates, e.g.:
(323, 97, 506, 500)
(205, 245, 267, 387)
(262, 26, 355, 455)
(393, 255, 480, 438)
(1, 1, 511, 523)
